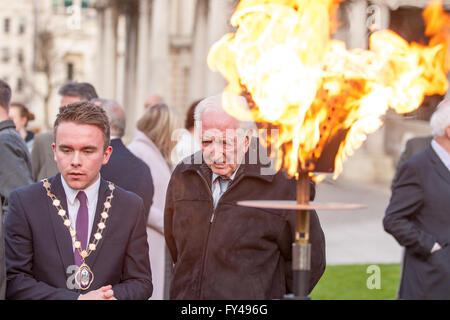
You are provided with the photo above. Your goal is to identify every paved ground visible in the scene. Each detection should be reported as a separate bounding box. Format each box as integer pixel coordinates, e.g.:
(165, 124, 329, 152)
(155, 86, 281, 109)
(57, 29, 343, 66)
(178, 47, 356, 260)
(313, 177, 403, 265)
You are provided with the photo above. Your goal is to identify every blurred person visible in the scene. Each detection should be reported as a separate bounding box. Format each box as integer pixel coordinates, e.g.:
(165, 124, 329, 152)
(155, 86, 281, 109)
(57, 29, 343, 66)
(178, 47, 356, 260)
(164, 93, 326, 299)
(32, 82, 98, 181)
(392, 135, 433, 190)
(5, 102, 152, 300)
(128, 103, 182, 300)
(8, 102, 36, 152)
(0, 80, 33, 299)
(144, 94, 163, 109)
(384, 99, 450, 299)
(397, 135, 433, 169)
(91, 98, 154, 221)
(172, 99, 202, 165)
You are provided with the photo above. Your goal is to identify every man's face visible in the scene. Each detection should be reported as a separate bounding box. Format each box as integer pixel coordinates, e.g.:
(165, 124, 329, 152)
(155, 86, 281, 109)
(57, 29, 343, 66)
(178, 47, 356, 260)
(53, 121, 112, 190)
(201, 110, 250, 178)
(61, 95, 82, 107)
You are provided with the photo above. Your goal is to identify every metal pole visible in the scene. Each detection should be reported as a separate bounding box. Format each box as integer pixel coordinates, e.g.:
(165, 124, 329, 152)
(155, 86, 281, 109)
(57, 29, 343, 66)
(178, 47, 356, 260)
(292, 171, 311, 299)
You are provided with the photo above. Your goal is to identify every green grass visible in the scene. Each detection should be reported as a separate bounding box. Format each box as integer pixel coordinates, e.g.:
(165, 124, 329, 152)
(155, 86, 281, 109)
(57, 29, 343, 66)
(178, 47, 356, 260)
(310, 263, 401, 300)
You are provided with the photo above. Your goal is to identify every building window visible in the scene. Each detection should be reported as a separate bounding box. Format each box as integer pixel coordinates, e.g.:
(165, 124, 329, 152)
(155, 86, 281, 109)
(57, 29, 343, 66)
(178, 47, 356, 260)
(17, 49, 24, 64)
(67, 62, 74, 80)
(1, 48, 10, 63)
(17, 78, 23, 92)
(4, 18, 10, 34)
(18, 17, 26, 34)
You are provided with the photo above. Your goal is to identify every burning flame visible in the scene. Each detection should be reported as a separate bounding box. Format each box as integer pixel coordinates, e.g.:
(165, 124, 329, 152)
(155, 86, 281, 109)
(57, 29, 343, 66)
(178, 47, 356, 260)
(207, 0, 450, 178)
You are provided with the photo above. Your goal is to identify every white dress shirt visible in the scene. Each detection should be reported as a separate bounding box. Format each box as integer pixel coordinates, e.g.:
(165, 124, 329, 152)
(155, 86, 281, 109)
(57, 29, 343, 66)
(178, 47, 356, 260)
(212, 167, 239, 209)
(61, 174, 101, 251)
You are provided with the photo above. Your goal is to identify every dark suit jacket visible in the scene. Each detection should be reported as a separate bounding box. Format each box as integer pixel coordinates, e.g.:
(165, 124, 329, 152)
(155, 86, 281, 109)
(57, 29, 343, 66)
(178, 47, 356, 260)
(31, 131, 59, 182)
(5, 174, 152, 300)
(100, 138, 154, 220)
(384, 145, 450, 299)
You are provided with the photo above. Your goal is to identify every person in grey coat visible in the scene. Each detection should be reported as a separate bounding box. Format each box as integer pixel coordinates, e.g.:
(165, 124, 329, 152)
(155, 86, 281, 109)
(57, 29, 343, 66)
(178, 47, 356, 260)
(384, 98, 450, 300)
(0, 80, 33, 299)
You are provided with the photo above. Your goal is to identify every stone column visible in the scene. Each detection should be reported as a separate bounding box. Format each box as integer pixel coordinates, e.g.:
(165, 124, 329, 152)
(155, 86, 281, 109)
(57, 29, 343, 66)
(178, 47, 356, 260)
(148, 0, 170, 103)
(135, 0, 151, 117)
(346, 0, 368, 50)
(123, 4, 138, 139)
(204, 0, 234, 96)
(189, 0, 208, 104)
(98, 5, 118, 99)
(95, 6, 106, 96)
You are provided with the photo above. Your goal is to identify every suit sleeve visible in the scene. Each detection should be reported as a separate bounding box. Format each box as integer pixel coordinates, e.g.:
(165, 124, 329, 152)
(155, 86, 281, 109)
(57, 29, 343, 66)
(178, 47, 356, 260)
(383, 160, 435, 258)
(30, 135, 43, 182)
(164, 174, 177, 263)
(0, 139, 33, 199)
(139, 167, 154, 222)
(112, 198, 153, 300)
(5, 191, 79, 300)
(0, 205, 6, 300)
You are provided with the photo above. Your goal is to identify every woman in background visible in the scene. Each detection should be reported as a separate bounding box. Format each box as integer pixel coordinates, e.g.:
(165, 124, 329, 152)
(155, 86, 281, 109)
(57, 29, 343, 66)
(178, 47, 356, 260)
(8, 103, 35, 152)
(128, 103, 182, 300)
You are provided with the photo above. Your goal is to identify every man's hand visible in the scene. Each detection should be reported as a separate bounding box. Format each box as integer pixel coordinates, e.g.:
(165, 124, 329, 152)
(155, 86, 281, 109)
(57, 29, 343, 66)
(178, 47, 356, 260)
(77, 285, 117, 300)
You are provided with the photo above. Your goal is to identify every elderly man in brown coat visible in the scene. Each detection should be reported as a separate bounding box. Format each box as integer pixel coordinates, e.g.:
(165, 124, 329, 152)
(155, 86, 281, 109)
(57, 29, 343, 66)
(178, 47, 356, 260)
(164, 93, 326, 300)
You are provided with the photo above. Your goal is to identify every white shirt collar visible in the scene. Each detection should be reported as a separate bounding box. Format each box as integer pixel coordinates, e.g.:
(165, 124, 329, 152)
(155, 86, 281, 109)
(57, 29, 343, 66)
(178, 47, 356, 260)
(212, 165, 240, 183)
(431, 139, 450, 171)
(60, 174, 101, 206)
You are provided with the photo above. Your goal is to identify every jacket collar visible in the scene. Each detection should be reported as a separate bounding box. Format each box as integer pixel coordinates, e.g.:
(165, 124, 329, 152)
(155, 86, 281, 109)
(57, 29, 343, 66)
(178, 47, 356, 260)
(427, 145, 450, 185)
(110, 138, 124, 149)
(0, 119, 16, 131)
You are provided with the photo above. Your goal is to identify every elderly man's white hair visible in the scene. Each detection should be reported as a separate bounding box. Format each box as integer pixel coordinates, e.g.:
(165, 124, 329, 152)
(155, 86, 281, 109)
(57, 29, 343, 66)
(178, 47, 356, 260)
(430, 99, 450, 137)
(194, 92, 256, 132)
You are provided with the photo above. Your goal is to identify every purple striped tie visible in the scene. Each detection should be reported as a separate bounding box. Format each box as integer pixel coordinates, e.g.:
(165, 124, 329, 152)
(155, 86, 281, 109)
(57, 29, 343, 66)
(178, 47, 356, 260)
(74, 191, 88, 266)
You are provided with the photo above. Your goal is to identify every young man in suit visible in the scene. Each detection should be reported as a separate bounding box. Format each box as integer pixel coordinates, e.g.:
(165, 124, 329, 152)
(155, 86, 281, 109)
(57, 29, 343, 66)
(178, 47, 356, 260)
(384, 99, 450, 299)
(5, 101, 152, 300)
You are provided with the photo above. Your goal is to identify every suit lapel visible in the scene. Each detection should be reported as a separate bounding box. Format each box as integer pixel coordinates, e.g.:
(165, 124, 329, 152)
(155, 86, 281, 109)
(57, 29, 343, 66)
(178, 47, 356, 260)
(85, 178, 110, 269)
(428, 146, 450, 185)
(47, 174, 75, 271)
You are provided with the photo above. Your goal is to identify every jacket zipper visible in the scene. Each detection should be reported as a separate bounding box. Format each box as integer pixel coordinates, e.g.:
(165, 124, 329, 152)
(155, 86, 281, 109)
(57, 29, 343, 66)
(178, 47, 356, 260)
(196, 170, 215, 298)
(195, 169, 247, 298)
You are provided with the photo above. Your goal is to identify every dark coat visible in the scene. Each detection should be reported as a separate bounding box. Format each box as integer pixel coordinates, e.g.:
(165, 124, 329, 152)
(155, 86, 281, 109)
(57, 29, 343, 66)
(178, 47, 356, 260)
(384, 145, 450, 299)
(31, 131, 58, 182)
(101, 138, 154, 220)
(0, 119, 33, 300)
(5, 174, 152, 300)
(164, 142, 326, 300)
(0, 119, 33, 206)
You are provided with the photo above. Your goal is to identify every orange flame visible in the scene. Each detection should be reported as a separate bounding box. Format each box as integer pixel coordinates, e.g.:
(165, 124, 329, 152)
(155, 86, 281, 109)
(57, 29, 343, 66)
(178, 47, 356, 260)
(207, 0, 449, 178)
